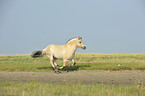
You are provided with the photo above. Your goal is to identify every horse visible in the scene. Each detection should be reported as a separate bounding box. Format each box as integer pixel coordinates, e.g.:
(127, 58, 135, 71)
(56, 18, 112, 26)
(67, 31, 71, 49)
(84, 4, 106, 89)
(31, 37, 86, 72)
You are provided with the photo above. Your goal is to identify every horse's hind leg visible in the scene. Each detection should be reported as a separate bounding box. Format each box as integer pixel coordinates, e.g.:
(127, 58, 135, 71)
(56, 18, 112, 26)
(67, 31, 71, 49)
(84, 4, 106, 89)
(50, 58, 59, 72)
(53, 58, 59, 67)
(49, 55, 56, 69)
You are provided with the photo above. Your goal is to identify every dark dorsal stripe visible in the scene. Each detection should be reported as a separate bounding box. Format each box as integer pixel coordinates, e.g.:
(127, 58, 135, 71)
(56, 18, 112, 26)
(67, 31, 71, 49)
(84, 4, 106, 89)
(65, 37, 82, 44)
(65, 37, 77, 44)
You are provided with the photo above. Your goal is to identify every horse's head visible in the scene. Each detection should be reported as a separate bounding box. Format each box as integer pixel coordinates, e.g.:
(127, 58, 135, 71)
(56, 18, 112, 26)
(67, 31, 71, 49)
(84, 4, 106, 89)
(77, 37, 86, 50)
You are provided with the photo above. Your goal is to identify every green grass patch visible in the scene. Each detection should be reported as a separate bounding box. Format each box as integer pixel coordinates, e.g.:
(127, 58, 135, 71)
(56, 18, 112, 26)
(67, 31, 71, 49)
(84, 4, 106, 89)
(0, 54, 145, 72)
(0, 81, 144, 96)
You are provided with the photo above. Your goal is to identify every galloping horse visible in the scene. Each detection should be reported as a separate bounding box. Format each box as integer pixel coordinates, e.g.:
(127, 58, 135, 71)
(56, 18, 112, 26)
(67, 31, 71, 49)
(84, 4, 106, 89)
(31, 37, 86, 72)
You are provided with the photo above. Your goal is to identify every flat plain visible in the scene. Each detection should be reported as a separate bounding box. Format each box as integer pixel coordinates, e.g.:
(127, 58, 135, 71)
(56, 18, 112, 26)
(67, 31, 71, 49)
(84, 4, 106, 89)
(0, 54, 145, 96)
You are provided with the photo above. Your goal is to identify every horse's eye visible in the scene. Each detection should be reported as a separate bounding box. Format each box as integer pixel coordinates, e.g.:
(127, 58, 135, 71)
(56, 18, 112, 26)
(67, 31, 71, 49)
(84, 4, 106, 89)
(79, 42, 81, 43)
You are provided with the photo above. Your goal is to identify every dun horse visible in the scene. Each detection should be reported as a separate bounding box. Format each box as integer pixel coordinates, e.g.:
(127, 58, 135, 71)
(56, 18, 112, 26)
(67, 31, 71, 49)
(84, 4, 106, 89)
(31, 37, 86, 72)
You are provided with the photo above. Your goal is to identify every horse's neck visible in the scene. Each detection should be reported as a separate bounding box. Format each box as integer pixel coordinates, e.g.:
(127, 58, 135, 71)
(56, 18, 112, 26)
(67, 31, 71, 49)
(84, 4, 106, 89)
(65, 43, 78, 53)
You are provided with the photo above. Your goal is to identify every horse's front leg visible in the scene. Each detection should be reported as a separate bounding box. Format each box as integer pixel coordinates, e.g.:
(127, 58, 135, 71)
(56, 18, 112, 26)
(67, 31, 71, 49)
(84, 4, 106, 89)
(71, 59, 76, 66)
(49, 56, 59, 72)
(48, 55, 55, 68)
(57, 59, 67, 69)
(68, 59, 76, 67)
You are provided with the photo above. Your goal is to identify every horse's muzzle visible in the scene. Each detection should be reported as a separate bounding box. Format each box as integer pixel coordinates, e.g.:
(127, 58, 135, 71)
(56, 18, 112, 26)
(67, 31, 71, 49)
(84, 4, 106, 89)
(83, 46, 86, 50)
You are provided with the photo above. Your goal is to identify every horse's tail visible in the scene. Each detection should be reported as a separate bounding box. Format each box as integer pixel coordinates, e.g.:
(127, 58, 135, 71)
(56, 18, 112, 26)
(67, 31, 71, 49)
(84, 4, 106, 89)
(31, 50, 46, 58)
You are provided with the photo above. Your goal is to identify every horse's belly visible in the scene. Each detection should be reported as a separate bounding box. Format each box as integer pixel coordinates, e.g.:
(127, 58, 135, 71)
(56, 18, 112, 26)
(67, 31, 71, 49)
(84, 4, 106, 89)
(53, 54, 63, 59)
(53, 50, 65, 59)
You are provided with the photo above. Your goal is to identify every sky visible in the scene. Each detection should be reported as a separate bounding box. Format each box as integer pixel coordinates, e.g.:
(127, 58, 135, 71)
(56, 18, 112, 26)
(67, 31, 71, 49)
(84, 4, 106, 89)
(0, 0, 145, 55)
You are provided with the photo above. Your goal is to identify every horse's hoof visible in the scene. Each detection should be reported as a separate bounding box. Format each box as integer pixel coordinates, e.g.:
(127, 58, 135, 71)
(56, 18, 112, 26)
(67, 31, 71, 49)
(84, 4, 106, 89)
(68, 64, 74, 67)
(54, 68, 58, 72)
(54, 69, 61, 73)
(63, 66, 66, 69)
(57, 65, 60, 67)
(52, 67, 56, 70)
(55, 66, 60, 69)
(54, 69, 61, 74)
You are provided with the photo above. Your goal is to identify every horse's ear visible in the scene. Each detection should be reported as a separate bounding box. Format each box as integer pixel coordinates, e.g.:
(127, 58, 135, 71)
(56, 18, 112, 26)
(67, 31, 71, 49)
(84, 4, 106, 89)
(77, 37, 82, 40)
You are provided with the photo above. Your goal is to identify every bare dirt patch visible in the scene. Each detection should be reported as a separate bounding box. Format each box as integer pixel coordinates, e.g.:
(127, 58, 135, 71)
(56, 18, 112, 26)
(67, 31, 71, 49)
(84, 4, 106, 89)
(0, 70, 145, 85)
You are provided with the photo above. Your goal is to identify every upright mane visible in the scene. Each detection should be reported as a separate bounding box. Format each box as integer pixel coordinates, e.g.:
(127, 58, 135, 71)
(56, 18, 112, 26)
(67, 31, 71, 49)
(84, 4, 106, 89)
(65, 37, 77, 44)
(65, 37, 82, 44)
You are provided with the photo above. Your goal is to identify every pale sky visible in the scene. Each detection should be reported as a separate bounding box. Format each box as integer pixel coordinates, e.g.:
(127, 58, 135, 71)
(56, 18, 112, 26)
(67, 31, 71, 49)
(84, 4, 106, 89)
(0, 0, 145, 54)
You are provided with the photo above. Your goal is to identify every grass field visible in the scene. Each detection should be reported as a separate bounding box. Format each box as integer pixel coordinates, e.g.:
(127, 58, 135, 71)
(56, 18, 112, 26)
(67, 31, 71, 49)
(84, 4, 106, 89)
(0, 81, 144, 96)
(0, 53, 145, 71)
(0, 54, 145, 96)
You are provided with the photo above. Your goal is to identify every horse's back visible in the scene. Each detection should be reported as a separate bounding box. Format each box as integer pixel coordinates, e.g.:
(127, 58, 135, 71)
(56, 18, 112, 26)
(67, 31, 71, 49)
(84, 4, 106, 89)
(45, 44, 66, 58)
